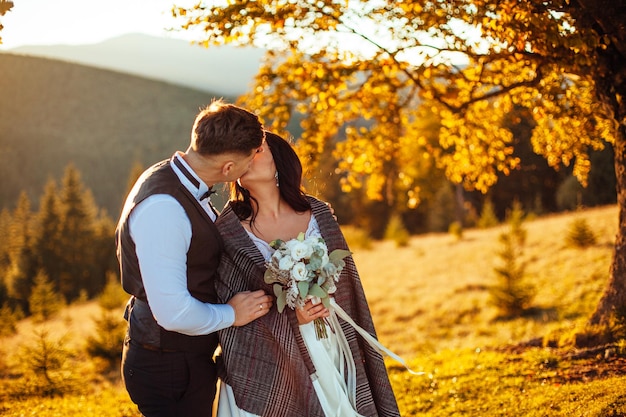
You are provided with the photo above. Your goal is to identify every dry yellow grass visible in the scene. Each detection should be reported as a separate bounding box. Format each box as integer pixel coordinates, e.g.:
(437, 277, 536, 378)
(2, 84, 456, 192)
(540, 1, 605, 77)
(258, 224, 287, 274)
(354, 205, 618, 359)
(5, 205, 617, 365)
(0, 206, 621, 416)
(1, 205, 621, 416)
(5, 301, 101, 344)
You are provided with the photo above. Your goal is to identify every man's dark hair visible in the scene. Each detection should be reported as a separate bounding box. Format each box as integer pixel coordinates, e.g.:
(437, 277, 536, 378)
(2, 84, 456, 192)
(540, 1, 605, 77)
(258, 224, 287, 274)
(192, 99, 264, 155)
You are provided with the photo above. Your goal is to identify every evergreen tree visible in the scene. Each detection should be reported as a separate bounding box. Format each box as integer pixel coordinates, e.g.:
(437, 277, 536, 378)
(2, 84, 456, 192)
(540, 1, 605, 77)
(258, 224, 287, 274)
(489, 201, 536, 318)
(31, 179, 64, 293)
(0, 302, 20, 337)
(7, 192, 32, 264)
(477, 198, 500, 229)
(427, 182, 457, 232)
(56, 164, 99, 302)
(384, 213, 410, 247)
(5, 192, 37, 310)
(28, 270, 64, 323)
(0, 208, 10, 270)
(86, 273, 128, 370)
(89, 211, 117, 296)
(18, 328, 78, 397)
(0, 208, 11, 305)
(566, 217, 597, 249)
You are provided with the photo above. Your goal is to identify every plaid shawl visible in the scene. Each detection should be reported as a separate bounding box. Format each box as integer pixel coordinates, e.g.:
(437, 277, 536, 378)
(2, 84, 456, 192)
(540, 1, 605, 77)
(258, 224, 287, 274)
(215, 196, 400, 417)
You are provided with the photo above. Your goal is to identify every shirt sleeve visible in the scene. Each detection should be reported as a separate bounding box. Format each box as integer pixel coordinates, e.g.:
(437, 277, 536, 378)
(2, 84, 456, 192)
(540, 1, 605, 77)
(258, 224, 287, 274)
(129, 194, 235, 335)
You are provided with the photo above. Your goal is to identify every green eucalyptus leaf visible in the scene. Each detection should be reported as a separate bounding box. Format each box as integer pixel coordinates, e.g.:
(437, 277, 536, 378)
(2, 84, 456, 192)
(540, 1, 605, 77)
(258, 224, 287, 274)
(321, 296, 331, 308)
(273, 283, 283, 298)
(309, 283, 327, 299)
(276, 289, 287, 313)
(329, 249, 352, 263)
(298, 281, 309, 298)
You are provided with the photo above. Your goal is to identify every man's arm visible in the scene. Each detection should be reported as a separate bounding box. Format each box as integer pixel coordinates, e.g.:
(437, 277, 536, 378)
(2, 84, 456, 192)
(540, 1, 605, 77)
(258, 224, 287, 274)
(130, 195, 272, 334)
(130, 195, 235, 335)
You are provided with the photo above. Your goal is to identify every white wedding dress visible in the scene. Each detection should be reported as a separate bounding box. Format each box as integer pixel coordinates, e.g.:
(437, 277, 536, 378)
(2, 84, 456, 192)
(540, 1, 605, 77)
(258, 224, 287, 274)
(216, 215, 365, 417)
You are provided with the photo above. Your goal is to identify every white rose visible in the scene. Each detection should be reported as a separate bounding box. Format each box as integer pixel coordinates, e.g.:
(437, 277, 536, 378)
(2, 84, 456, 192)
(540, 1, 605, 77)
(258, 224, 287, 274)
(291, 262, 309, 281)
(317, 240, 328, 253)
(284, 239, 299, 256)
(304, 236, 320, 246)
(290, 241, 313, 261)
(278, 255, 295, 271)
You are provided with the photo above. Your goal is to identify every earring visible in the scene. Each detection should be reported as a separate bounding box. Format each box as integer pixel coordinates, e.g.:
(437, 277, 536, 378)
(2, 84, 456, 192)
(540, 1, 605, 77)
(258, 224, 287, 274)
(274, 171, 279, 187)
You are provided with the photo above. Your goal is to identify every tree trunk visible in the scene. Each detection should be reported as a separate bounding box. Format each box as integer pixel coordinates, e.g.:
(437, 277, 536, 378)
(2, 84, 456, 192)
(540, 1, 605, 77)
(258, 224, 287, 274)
(572, 0, 626, 333)
(589, 124, 626, 326)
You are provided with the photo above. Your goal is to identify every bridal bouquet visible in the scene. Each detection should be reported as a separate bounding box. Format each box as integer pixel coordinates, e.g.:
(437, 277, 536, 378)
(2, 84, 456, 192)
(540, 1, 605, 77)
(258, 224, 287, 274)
(264, 232, 351, 339)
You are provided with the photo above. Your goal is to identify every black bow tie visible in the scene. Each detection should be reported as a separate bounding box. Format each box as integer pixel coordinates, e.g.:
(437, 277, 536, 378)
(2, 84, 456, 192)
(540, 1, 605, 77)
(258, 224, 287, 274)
(200, 187, 215, 201)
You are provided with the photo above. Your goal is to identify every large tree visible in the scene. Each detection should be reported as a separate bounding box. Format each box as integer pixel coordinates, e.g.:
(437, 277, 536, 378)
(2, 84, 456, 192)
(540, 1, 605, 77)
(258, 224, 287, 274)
(0, 0, 13, 44)
(56, 164, 101, 301)
(176, 0, 625, 335)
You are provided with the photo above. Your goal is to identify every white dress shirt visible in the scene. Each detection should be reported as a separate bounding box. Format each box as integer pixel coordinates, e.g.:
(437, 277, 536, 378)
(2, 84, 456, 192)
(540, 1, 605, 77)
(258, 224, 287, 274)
(128, 152, 235, 336)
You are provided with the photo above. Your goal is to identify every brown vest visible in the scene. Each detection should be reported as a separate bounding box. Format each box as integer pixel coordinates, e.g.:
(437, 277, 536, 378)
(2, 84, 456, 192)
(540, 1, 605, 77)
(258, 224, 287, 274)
(116, 159, 221, 353)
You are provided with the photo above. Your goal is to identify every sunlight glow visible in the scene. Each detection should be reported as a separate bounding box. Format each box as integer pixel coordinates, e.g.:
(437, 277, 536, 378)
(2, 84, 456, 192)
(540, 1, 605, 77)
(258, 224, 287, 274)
(0, 0, 196, 49)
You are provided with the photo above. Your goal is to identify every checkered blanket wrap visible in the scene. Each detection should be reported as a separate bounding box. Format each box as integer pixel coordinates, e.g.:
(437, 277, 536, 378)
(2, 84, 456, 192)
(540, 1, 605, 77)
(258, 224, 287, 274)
(215, 196, 400, 417)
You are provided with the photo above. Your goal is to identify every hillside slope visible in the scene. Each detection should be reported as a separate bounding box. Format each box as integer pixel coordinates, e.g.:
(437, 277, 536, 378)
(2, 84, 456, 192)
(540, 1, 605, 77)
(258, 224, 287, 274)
(6, 205, 618, 357)
(0, 53, 234, 215)
(355, 204, 618, 357)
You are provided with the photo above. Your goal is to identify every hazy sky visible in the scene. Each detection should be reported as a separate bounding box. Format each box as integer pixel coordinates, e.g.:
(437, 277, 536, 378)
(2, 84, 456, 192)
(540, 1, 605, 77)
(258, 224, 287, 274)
(0, 0, 197, 49)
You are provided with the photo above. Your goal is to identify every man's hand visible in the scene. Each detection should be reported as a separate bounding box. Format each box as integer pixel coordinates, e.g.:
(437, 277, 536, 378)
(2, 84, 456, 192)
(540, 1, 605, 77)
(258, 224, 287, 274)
(227, 290, 274, 326)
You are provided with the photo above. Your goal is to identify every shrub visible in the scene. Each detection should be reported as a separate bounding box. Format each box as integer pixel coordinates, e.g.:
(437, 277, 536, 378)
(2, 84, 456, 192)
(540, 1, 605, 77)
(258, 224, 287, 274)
(448, 221, 463, 240)
(86, 274, 127, 371)
(489, 201, 536, 318)
(477, 198, 499, 229)
(15, 328, 79, 397)
(28, 271, 64, 323)
(384, 214, 410, 247)
(0, 303, 21, 337)
(566, 217, 597, 248)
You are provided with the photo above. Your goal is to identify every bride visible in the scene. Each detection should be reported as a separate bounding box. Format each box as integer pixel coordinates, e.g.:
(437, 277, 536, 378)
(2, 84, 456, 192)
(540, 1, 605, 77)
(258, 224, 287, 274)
(214, 131, 400, 417)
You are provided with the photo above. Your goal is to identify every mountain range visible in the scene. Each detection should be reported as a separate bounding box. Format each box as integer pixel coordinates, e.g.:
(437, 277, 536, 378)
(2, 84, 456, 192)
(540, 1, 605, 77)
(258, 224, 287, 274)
(6, 33, 266, 96)
(0, 35, 617, 230)
(0, 53, 241, 216)
(0, 34, 269, 216)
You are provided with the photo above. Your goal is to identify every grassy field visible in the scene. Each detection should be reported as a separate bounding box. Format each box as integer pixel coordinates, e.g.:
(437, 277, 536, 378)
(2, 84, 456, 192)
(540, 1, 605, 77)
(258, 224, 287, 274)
(357, 205, 617, 357)
(1, 204, 624, 416)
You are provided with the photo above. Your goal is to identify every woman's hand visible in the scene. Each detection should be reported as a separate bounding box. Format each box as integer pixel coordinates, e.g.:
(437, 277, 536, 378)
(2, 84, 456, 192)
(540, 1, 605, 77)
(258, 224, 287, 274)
(296, 300, 330, 325)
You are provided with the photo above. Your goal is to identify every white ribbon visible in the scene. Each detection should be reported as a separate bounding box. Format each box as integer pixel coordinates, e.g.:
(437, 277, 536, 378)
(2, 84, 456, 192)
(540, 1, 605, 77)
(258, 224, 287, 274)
(330, 299, 424, 376)
(327, 310, 360, 411)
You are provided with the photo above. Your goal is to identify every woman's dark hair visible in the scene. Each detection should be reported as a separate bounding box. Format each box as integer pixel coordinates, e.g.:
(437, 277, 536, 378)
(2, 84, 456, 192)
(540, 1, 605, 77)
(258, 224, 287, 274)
(230, 131, 311, 223)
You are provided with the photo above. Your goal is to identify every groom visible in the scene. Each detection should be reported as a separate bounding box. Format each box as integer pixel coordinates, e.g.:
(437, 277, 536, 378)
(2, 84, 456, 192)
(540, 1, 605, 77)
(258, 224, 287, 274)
(116, 99, 273, 416)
